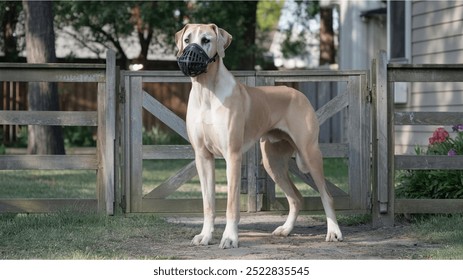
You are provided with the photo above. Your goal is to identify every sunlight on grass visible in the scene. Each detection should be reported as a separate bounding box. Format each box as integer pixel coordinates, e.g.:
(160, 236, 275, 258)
(0, 170, 96, 198)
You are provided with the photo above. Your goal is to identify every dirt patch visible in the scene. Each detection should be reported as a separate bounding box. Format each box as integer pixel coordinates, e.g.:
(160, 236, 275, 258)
(140, 213, 438, 259)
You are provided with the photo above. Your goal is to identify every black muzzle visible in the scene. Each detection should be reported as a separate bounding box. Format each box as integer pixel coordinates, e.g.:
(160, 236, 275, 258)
(177, 43, 218, 77)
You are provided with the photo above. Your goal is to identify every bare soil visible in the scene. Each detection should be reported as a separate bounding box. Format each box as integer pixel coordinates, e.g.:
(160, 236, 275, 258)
(144, 213, 438, 259)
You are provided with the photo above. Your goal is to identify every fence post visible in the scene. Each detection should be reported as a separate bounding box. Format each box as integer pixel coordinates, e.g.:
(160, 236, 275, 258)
(372, 50, 395, 227)
(97, 49, 116, 215)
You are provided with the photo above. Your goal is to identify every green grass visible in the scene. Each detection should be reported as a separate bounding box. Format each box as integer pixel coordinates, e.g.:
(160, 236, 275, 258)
(0, 210, 190, 259)
(0, 170, 96, 198)
(1, 157, 461, 259)
(409, 214, 463, 259)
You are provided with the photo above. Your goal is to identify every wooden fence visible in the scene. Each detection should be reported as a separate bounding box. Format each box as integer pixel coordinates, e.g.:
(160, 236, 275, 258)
(120, 70, 371, 214)
(372, 50, 463, 226)
(0, 50, 116, 214)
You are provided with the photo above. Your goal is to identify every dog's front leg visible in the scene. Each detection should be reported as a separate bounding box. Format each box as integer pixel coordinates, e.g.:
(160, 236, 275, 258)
(220, 153, 241, 249)
(191, 152, 216, 246)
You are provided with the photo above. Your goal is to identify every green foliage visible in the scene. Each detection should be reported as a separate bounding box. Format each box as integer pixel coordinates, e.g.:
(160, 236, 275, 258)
(63, 126, 96, 148)
(396, 126, 463, 199)
(257, 0, 284, 32)
(188, 1, 259, 70)
(142, 126, 188, 145)
(280, 27, 308, 59)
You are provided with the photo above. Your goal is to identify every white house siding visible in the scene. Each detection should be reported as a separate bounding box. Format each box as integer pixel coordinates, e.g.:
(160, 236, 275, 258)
(394, 0, 463, 154)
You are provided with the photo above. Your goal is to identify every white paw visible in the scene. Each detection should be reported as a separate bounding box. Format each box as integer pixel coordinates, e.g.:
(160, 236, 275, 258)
(191, 233, 212, 246)
(272, 225, 293, 236)
(219, 236, 238, 249)
(325, 228, 343, 242)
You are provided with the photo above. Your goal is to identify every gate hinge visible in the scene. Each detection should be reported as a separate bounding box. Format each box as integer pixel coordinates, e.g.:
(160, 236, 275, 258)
(366, 87, 373, 103)
(118, 88, 126, 104)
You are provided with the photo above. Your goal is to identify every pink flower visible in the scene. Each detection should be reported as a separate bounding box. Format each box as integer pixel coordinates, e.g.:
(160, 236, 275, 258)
(429, 128, 449, 145)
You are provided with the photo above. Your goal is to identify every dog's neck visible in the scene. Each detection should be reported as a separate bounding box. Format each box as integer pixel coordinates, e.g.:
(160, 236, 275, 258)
(190, 58, 236, 99)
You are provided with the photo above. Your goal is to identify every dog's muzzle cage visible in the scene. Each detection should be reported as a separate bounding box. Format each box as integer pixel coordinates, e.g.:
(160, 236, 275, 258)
(177, 43, 218, 77)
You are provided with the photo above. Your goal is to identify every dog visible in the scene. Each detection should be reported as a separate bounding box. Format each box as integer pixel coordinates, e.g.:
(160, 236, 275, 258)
(175, 23, 343, 249)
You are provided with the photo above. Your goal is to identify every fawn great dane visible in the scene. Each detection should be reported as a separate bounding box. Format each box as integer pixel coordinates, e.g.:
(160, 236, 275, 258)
(176, 23, 343, 249)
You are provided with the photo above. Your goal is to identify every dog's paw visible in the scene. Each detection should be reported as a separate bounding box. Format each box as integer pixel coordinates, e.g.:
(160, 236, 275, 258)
(325, 229, 343, 242)
(219, 237, 238, 249)
(191, 233, 212, 246)
(272, 225, 292, 236)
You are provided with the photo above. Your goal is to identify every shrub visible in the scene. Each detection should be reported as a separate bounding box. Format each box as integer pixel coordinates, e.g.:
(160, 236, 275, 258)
(396, 125, 463, 199)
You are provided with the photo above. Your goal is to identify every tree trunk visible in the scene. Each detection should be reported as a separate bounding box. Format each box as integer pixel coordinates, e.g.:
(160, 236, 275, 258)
(319, 7, 335, 65)
(239, 1, 257, 70)
(23, 0, 65, 155)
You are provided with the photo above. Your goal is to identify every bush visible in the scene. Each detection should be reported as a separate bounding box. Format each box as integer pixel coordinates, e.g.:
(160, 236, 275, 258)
(396, 125, 463, 199)
(142, 126, 188, 145)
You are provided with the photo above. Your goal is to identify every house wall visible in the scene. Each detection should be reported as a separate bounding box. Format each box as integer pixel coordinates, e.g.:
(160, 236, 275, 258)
(394, 0, 463, 154)
(337, 0, 386, 71)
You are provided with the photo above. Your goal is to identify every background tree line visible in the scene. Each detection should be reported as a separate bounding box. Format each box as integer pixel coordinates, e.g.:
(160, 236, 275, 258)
(0, 0, 333, 154)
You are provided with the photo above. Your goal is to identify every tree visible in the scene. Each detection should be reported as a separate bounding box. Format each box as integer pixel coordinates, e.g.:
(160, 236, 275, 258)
(319, 6, 335, 65)
(1, 2, 22, 62)
(54, 1, 186, 69)
(188, 1, 259, 70)
(279, 0, 337, 67)
(23, 0, 65, 155)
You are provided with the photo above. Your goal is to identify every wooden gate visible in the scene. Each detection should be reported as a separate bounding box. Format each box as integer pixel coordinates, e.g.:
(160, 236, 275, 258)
(120, 70, 370, 214)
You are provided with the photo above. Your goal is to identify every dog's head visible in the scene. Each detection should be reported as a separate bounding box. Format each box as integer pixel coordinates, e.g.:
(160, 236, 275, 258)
(175, 24, 232, 77)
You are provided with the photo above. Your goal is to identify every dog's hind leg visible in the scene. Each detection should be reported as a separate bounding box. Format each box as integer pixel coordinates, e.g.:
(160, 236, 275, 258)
(191, 150, 216, 246)
(260, 138, 303, 236)
(297, 143, 343, 241)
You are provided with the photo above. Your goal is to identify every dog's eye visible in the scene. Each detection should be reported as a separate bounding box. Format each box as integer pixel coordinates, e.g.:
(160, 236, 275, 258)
(201, 38, 210, 44)
(184, 38, 189, 44)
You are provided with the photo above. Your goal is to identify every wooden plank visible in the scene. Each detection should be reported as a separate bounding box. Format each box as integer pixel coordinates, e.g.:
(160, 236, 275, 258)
(0, 155, 97, 170)
(319, 143, 349, 158)
(246, 144, 258, 212)
(102, 49, 116, 215)
(388, 65, 463, 82)
(121, 74, 132, 212)
(0, 68, 105, 83)
(145, 160, 197, 199)
(97, 82, 106, 213)
(347, 75, 363, 209)
(270, 196, 351, 212)
(374, 50, 395, 226)
(143, 145, 195, 160)
(315, 91, 348, 126)
(394, 111, 463, 125)
(396, 155, 463, 170)
(141, 198, 228, 213)
(395, 199, 463, 214)
(0, 199, 97, 213)
(129, 76, 144, 212)
(142, 91, 189, 141)
(0, 111, 97, 126)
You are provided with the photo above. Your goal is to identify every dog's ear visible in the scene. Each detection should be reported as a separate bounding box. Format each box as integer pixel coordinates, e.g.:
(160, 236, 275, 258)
(212, 24, 232, 58)
(175, 24, 189, 57)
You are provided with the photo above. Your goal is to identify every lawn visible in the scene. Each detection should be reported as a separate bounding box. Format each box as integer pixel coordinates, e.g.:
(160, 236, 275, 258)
(1, 157, 462, 259)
